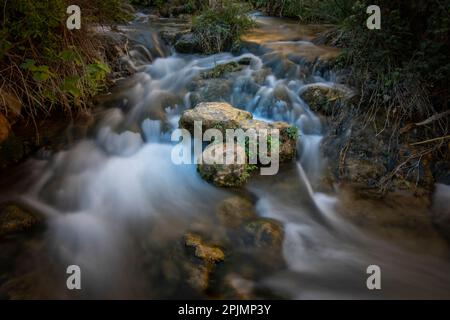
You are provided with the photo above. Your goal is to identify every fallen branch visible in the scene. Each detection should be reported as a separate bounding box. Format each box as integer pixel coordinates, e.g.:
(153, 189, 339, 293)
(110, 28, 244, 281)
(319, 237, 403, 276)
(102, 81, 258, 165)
(400, 110, 450, 134)
(415, 110, 450, 126)
(410, 134, 450, 146)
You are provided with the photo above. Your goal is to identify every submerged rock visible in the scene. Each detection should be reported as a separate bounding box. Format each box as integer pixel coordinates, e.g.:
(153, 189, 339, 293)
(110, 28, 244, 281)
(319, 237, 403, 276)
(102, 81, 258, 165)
(0, 204, 43, 237)
(185, 263, 212, 292)
(243, 218, 284, 250)
(185, 232, 225, 263)
(222, 273, 255, 300)
(217, 196, 257, 228)
(183, 232, 225, 292)
(188, 79, 233, 107)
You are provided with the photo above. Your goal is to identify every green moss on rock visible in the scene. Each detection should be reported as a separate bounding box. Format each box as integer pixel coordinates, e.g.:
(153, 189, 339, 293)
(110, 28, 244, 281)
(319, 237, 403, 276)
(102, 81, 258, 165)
(300, 84, 355, 116)
(198, 143, 249, 188)
(201, 62, 243, 79)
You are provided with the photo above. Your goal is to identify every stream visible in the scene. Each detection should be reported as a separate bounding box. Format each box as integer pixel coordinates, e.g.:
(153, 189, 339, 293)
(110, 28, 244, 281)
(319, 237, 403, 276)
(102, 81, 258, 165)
(0, 13, 450, 299)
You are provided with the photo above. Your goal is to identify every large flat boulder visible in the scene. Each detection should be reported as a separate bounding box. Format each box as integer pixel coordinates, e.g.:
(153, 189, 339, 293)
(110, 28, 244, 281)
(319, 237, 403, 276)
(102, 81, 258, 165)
(179, 102, 252, 133)
(180, 102, 298, 162)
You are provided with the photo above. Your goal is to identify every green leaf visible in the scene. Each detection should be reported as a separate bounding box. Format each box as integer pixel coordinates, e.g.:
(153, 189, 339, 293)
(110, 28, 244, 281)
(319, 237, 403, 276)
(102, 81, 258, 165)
(95, 62, 111, 73)
(33, 65, 50, 73)
(87, 62, 110, 74)
(59, 49, 77, 62)
(31, 65, 53, 82)
(43, 89, 57, 102)
(62, 76, 82, 97)
(20, 59, 36, 70)
(32, 71, 51, 81)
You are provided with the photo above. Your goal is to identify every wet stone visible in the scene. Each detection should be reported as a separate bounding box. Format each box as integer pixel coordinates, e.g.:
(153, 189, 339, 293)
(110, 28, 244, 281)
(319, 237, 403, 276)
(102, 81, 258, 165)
(184, 232, 225, 263)
(217, 196, 257, 228)
(242, 218, 284, 250)
(0, 204, 43, 237)
(182, 232, 225, 292)
(300, 83, 355, 116)
(179, 102, 252, 134)
(197, 143, 249, 188)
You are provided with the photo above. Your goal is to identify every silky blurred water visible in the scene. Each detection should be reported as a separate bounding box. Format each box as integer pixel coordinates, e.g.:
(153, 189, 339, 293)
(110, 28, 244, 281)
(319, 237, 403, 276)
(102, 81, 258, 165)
(0, 13, 449, 299)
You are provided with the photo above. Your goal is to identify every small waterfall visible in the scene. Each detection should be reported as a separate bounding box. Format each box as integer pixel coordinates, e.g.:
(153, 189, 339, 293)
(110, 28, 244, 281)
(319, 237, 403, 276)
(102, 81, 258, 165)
(142, 119, 162, 142)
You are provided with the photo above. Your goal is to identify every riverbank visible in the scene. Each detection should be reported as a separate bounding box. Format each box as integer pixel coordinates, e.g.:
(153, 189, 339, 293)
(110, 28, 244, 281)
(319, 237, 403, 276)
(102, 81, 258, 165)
(0, 1, 138, 167)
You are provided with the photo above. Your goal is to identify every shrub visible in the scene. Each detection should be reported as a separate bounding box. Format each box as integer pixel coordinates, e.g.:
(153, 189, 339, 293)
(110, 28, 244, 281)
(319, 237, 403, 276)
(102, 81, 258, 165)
(0, 0, 131, 118)
(249, 0, 354, 23)
(338, 1, 450, 129)
(192, 0, 255, 53)
(131, 0, 206, 14)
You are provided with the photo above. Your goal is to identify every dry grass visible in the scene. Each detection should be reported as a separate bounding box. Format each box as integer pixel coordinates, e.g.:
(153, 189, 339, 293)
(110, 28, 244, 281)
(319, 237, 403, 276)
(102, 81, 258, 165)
(0, 0, 132, 123)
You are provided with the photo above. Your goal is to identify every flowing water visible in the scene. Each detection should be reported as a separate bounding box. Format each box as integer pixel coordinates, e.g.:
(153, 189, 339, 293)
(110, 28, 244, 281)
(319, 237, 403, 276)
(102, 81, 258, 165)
(1, 13, 450, 299)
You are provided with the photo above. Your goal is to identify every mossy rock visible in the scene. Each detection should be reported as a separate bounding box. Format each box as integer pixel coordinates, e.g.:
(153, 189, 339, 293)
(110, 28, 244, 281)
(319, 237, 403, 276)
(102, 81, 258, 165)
(300, 84, 355, 116)
(205, 62, 240, 78)
(180, 102, 299, 187)
(198, 143, 249, 188)
(240, 119, 298, 162)
(201, 62, 244, 79)
(180, 102, 298, 163)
